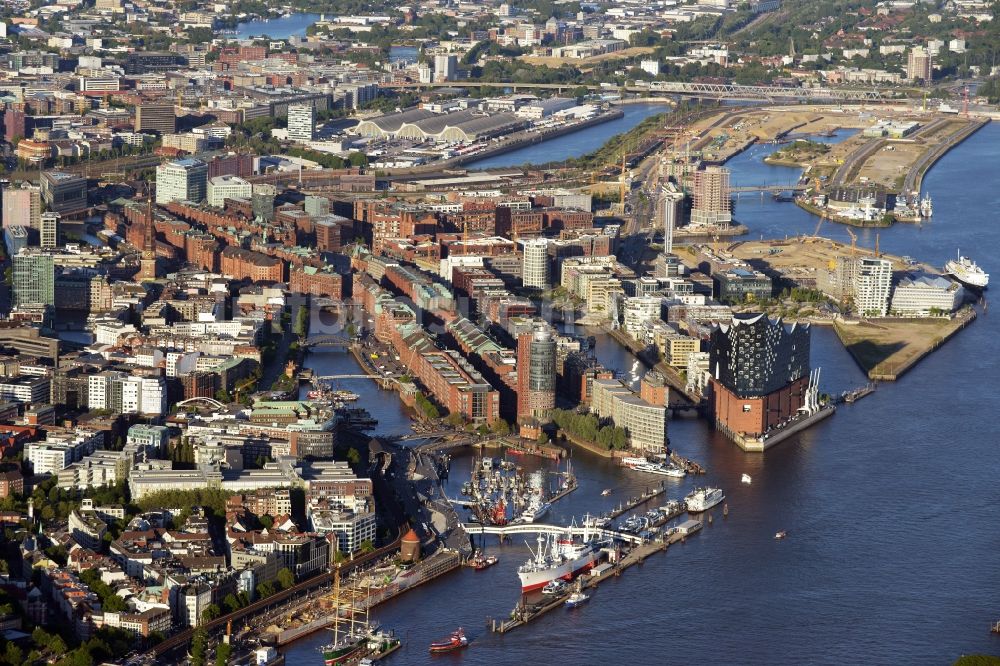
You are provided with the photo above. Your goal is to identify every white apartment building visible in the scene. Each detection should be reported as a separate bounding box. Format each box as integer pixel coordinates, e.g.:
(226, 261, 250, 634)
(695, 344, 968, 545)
(590, 378, 668, 453)
(622, 296, 663, 338)
(854, 258, 893, 317)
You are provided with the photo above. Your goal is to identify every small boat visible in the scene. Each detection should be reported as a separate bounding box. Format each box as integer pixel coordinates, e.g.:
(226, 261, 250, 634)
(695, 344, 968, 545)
(429, 628, 468, 654)
(774, 531, 787, 540)
(471, 555, 498, 570)
(541, 579, 567, 595)
(565, 591, 590, 608)
(601, 488, 612, 496)
(741, 473, 752, 485)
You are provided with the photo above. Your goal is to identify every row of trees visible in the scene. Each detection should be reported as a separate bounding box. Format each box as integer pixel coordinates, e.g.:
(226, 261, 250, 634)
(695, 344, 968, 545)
(551, 409, 630, 450)
(413, 391, 440, 420)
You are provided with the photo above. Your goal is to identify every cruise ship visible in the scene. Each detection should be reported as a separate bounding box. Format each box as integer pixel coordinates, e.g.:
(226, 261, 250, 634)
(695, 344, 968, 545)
(517, 532, 603, 593)
(684, 487, 725, 513)
(945, 251, 989, 289)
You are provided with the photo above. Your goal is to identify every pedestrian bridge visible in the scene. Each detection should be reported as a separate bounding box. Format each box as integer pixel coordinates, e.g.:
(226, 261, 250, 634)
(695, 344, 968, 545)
(462, 522, 643, 545)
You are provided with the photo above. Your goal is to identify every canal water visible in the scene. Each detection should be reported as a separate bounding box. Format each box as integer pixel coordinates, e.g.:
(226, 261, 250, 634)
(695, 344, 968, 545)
(286, 123, 1000, 663)
(465, 103, 672, 170)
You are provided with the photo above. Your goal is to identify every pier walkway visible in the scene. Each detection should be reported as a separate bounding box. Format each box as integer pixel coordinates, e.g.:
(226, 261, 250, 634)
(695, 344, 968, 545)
(462, 522, 644, 545)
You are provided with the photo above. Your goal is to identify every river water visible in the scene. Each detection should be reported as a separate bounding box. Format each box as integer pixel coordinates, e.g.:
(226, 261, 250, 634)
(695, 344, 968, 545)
(285, 121, 1000, 664)
(465, 103, 672, 170)
(232, 13, 321, 40)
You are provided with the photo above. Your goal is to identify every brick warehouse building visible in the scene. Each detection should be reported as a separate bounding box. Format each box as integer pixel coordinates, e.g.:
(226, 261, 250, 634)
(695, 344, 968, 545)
(708, 314, 810, 439)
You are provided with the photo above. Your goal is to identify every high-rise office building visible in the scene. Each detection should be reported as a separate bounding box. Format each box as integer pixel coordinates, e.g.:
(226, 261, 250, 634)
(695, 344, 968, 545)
(40, 171, 87, 214)
(854, 257, 893, 317)
(517, 325, 556, 423)
(660, 186, 684, 253)
(12, 251, 55, 306)
(709, 314, 811, 439)
(155, 158, 208, 204)
(690, 166, 732, 227)
(251, 183, 276, 221)
(907, 46, 932, 83)
(135, 102, 176, 134)
(521, 238, 549, 289)
(287, 103, 316, 142)
(433, 54, 458, 82)
(206, 175, 252, 208)
(2, 185, 41, 230)
(39, 213, 58, 248)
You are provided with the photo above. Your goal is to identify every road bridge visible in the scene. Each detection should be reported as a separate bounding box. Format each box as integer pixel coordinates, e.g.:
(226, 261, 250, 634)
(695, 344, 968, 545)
(730, 184, 807, 193)
(462, 522, 644, 545)
(303, 335, 352, 348)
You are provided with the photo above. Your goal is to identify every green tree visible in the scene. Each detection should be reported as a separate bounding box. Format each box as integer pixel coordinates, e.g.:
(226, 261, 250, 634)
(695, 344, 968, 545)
(293, 306, 309, 337)
(490, 419, 511, 436)
(346, 447, 361, 465)
(190, 626, 208, 666)
(201, 604, 221, 623)
(215, 642, 232, 666)
(276, 567, 295, 591)
(223, 593, 242, 613)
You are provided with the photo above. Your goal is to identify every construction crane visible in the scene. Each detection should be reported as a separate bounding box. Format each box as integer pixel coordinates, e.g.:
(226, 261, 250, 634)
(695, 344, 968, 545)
(846, 227, 858, 255)
(875, 233, 881, 258)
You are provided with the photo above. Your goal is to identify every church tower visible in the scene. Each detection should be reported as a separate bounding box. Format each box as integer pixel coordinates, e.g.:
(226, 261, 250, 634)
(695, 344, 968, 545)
(137, 198, 158, 280)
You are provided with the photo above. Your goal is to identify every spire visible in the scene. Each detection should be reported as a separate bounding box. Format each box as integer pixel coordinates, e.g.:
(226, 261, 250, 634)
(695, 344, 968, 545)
(143, 196, 155, 253)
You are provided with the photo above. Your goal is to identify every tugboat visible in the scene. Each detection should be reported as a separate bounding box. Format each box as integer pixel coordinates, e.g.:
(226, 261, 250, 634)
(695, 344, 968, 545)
(429, 628, 468, 654)
(774, 531, 787, 540)
(469, 551, 498, 570)
(565, 579, 590, 608)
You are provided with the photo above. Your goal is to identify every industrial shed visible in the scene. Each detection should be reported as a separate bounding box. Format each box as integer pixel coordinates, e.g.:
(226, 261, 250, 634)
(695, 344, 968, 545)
(355, 108, 527, 142)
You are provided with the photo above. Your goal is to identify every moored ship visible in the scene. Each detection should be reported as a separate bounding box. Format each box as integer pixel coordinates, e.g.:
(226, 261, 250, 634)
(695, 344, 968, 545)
(517, 530, 603, 593)
(685, 487, 725, 513)
(945, 251, 989, 289)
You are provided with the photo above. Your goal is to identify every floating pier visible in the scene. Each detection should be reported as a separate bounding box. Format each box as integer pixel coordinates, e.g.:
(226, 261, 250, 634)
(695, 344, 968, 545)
(489, 522, 702, 634)
(607, 485, 667, 520)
